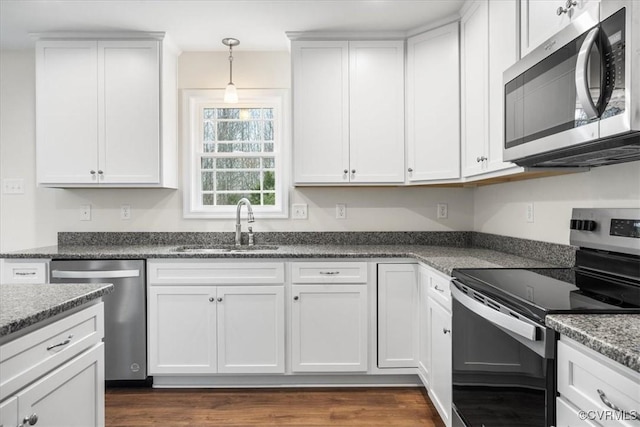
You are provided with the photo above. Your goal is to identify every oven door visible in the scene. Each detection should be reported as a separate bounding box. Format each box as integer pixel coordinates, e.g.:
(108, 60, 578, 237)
(451, 282, 556, 427)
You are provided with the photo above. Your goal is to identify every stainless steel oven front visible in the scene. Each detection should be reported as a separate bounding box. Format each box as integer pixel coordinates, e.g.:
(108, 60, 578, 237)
(451, 281, 556, 427)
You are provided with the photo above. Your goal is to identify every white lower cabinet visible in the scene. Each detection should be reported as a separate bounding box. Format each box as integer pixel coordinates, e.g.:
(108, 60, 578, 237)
(417, 266, 431, 387)
(0, 303, 105, 427)
(148, 285, 285, 375)
(429, 295, 452, 426)
(377, 263, 419, 368)
(556, 336, 640, 427)
(291, 284, 368, 372)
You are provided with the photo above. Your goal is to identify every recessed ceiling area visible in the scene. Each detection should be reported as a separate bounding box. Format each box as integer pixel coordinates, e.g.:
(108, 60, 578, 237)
(0, 0, 465, 51)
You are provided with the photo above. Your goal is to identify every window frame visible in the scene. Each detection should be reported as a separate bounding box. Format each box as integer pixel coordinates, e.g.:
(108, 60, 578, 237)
(182, 89, 290, 219)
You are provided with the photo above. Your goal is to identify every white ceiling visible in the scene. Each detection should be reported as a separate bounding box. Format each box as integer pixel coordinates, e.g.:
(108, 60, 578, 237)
(0, 0, 465, 51)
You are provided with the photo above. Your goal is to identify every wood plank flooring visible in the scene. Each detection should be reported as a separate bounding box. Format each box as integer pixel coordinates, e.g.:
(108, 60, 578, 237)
(105, 387, 445, 427)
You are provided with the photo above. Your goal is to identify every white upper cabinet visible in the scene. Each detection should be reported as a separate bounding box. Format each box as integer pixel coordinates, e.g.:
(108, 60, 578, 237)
(35, 33, 179, 188)
(292, 40, 405, 185)
(462, 0, 522, 178)
(520, 0, 600, 57)
(406, 23, 461, 182)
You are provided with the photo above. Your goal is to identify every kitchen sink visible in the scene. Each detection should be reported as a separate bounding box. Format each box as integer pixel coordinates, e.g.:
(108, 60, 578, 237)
(172, 244, 279, 253)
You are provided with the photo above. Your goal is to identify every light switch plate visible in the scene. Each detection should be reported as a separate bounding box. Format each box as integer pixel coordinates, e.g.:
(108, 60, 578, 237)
(437, 203, 448, 219)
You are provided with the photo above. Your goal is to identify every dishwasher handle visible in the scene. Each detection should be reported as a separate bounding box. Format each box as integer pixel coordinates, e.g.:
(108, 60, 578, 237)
(51, 269, 140, 279)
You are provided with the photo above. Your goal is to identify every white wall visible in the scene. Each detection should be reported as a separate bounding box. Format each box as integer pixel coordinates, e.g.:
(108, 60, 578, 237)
(0, 50, 473, 251)
(473, 161, 640, 245)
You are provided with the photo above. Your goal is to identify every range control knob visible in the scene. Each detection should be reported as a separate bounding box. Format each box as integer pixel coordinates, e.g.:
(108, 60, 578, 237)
(570, 219, 597, 231)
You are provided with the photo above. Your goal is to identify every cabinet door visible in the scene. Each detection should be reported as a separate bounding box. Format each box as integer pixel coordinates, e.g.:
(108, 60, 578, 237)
(417, 267, 431, 385)
(148, 286, 217, 374)
(17, 343, 104, 427)
(98, 41, 160, 184)
(429, 297, 452, 426)
(216, 286, 285, 374)
(487, 0, 519, 173)
(407, 23, 460, 181)
(520, 0, 571, 57)
(461, 0, 490, 177)
(377, 264, 418, 368)
(292, 41, 350, 183)
(349, 41, 405, 183)
(0, 396, 18, 427)
(291, 284, 368, 372)
(36, 41, 99, 185)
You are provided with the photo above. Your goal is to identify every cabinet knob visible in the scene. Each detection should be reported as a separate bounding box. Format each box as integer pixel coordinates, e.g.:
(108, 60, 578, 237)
(23, 413, 38, 426)
(217, 297, 223, 302)
(293, 296, 299, 301)
(209, 297, 214, 302)
(90, 170, 96, 175)
(408, 168, 413, 173)
(443, 328, 451, 334)
(351, 169, 356, 174)
(343, 169, 348, 174)
(476, 156, 487, 162)
(557, 6, 567, 15)
(98, 170, 104, 175)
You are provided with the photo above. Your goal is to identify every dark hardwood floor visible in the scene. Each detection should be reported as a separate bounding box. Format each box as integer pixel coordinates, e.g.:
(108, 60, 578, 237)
(106, 387, 445, 426)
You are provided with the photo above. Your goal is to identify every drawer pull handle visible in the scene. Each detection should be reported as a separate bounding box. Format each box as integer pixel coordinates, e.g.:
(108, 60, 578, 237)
(23, 413, 38, 426)
(434, 285, 445, 293)
(443, 328, 451, 334)
(319, 271, 340, 275)
(597, 389, 638, 419)
(15, 271, 36, 276)
(46, 335, 73, 351)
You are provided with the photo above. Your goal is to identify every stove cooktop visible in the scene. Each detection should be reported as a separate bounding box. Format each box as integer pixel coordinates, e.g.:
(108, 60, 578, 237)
(452, 267, 640, 322)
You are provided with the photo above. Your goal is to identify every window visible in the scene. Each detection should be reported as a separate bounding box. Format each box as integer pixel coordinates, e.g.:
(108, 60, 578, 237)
(183, 89, 289, 218)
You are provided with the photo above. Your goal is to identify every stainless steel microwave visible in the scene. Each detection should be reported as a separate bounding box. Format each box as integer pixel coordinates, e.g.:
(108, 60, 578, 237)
(503, 1, 640, 168)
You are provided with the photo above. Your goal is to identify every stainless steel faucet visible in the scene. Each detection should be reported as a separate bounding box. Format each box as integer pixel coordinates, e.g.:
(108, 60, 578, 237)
(235, 198, 255, 246)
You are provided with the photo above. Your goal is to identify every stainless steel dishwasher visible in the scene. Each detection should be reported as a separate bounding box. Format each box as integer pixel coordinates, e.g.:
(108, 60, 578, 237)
(50, 259, 147, 384)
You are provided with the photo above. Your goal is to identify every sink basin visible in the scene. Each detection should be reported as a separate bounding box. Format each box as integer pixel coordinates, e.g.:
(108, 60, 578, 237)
(173, 244, 279, 253)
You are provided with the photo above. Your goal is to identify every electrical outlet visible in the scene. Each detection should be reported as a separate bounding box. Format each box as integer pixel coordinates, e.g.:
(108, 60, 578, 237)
(121, 205, 131, 220)
(80, 204, 91, 221)
(2, 178, 24, 194)
(336, 204, 346, 219)
(437, 203, 448, 219)
(292, 203, 308, 219)
(526, 203, 534, 223)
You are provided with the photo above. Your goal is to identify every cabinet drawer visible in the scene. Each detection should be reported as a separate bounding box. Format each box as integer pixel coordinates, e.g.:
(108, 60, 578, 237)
(558, 337, 640, 427)
(556, 397, 600, 427)
(1, 259, 49, 284)
(148, 260, 285, 285)
(0, 302, 104, 401)
(291, 262, 368, 284)
(428, 272, 451, 311)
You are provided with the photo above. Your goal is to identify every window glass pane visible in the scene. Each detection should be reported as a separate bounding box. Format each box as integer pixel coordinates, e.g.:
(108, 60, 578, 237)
(263, 193, 276, 205)
(203, 194, 214, 205)
(264, 143, 274, 152)
(263, 108, 274, 119)
(218, 108, 240, 119)
(240, 108, 262, 119)
(216, 158, 261, 169)
(203, 121, 215, 141)
(217, 193, 251, 206)
(201, 172, 214, 191)
(201, 158, 214, 169)
(203, 143, 215, 153)
(264, 121, 273, 141)
(263, 157, 275, 168)
(217, 171, 260, 191)
(263, 171, 275, 191)
(203, 108, 215, 119)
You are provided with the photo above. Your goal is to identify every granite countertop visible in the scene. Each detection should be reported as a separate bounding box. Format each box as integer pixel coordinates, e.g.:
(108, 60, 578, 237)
(0, 244, 561, 276)
(546, 314, 640, 373)
(0, 283, 114, 338)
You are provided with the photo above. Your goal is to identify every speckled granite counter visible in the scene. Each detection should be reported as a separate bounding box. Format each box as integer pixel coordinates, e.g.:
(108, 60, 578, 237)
(547, 314, 640, 373)
(0, 283, 114, 338)
(0, 244, 562, 276)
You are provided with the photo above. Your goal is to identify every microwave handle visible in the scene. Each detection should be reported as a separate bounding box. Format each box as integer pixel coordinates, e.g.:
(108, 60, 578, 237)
(575, 26, 600, 119)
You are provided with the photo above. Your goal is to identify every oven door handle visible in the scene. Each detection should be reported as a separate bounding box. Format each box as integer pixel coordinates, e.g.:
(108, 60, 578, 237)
(451, 285, 538, 342)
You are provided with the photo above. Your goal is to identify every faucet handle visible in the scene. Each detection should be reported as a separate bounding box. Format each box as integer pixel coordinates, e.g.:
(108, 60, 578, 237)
(248, 227, 255, 246)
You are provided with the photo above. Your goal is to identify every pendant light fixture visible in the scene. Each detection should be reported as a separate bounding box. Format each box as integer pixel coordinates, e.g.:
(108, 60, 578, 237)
(222, 37, 240, 103)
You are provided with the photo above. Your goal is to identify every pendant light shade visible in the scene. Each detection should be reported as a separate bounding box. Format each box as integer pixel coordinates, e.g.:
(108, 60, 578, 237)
(222, 38, 240, 103)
